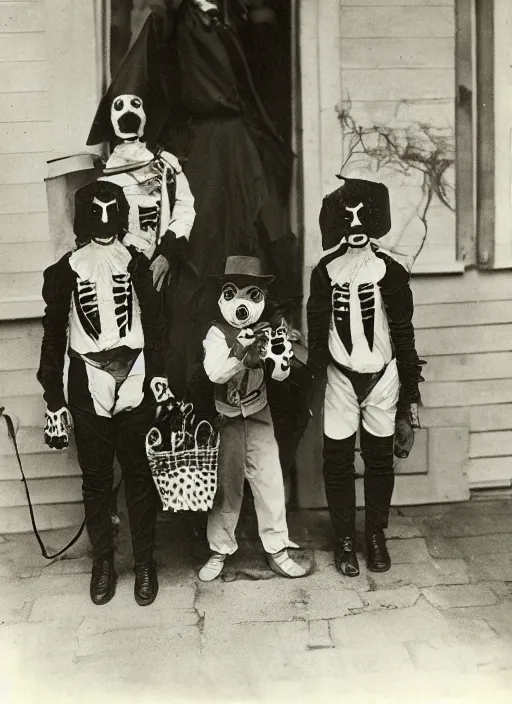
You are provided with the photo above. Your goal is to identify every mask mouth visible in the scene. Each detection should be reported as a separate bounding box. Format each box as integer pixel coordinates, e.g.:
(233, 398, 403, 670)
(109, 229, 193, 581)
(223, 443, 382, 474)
(348, 233, 369, 248)
(235, 305, 249, 322)
(117, 112, 142, 138)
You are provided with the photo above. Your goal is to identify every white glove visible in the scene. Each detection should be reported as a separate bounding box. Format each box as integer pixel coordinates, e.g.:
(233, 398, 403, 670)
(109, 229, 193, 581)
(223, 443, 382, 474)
(262, 325, 293, 381)
(44, 407, 72, 450)
(150, 376, 175, 405)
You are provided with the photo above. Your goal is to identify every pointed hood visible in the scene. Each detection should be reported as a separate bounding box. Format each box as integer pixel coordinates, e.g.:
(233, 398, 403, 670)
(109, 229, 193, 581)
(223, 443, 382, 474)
(87, 13, 171, 149)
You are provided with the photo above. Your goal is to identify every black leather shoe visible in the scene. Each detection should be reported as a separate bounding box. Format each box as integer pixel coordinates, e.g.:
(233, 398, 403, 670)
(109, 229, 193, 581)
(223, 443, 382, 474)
(90, 555, 116, 605)
(366, 528, 391, 572)
(334, 536, 360, 577)
(134, 560, 159, 606)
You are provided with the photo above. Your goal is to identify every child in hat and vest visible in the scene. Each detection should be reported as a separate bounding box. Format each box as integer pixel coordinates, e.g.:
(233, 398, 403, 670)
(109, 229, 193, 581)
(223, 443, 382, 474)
(198, 256, 309, 581)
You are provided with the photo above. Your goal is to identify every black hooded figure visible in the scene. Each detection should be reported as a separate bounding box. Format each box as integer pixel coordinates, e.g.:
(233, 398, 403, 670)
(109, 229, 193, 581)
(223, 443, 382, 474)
(37, 180, 181, 608)
(87, 0, 310, 494)
(307, 177, 425, 578)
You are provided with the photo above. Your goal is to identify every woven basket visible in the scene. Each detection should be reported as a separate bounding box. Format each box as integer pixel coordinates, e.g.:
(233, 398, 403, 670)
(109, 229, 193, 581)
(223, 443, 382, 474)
(145, 417, 219, 512)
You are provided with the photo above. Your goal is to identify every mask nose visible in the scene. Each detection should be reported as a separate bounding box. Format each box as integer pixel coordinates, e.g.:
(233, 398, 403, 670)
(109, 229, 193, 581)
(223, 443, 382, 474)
(347, 233, 369, 248)
(236, 305, 249, 322)
(101, 208, 108, 223)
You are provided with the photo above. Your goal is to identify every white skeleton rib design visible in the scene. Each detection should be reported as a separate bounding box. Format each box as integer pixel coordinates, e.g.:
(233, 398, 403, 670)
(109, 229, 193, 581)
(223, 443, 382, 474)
(112, 273, 133, 338)
(69, 239, 144, 354)
(358, 283, 376, 351)
(332, 283, 352, 353)
(75, 279, 101, 340)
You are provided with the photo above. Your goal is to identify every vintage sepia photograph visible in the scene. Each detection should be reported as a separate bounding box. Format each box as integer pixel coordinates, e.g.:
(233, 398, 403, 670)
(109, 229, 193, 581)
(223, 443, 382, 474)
(1, 1, 512, 702)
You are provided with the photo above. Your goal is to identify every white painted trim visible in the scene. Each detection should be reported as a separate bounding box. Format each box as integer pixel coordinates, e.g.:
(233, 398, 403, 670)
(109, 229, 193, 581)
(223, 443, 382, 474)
(493, 0, 512, 267)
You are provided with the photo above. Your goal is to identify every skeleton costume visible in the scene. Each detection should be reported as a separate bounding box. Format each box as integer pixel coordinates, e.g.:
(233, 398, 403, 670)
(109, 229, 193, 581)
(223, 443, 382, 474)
(97, 94, 195, 268)
(307, 178, 424, 577)
(198, 256, 308, 582)
(37, 181, 172, 607)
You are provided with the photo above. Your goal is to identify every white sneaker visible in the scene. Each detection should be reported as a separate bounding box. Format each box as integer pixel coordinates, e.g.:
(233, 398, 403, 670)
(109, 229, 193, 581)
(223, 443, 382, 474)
(198, 552, 226, 582)
(266, 549, 308, 578)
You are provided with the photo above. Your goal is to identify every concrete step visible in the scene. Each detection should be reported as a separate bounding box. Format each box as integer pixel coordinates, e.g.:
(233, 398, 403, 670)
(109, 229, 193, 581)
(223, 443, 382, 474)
(0, 476, 82, 509)
(0, 501, 84, 534)
(0, 424, 77, 456)
(0, 449, 80, 481)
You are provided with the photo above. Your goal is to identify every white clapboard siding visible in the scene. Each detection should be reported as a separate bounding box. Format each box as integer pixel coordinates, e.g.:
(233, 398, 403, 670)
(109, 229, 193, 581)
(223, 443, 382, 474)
(0, 337, 41, 371)
(0, 93, 50, 123)
(469, 431, 512, 460)
(0, 32, 47, 62)
(417, 324, 512, 356)
(339, 6, 454, 38)
(0, 477, 82, 508)
(0, 424, 74, 457)
(342, 69, 454, 102)
(414, 300, 512, 329)
(0, 272, 43, 299)
(0, 3, 46, 34)
(0, 451, 80, 481)
(0, 123, 53, 154)
(412, 270, 510, 305)
(0, 212, 49, 243)
(340, 1, 453, 5)
(0, 61, 48, 93)
(347, 100, 454, 130)
(467, 458, 512, 490)
(0, 503, 84, 534)
(1, 394, 46, 426)
(470, 404, 512, 433)
(0, 182, 47, 215)
(0, 152, 50, 185)
(423, 353, 512, 382)
(340, 38, 454, 69)
(0, 240, 53, 273)
(422, 380, 512, 409)
(0, 368, 41, 396)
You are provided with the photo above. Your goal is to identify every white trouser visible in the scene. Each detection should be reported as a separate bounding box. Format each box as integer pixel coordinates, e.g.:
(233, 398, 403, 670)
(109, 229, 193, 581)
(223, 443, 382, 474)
(207, 406, 298, 555)
(324, 358, 399, 440)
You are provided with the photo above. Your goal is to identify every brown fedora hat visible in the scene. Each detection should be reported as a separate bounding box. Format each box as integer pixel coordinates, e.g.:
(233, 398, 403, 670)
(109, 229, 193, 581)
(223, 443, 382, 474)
(210, 256, 275, 286)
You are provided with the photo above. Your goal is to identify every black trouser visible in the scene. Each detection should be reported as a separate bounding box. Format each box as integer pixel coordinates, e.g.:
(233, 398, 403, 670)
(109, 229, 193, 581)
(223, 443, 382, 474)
(323, 428, 395, 538)
(71, 404, 158, 563)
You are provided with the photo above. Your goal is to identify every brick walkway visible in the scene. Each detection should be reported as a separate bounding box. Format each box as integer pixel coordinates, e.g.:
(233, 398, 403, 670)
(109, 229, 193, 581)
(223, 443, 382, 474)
(2, 499, 512, 703)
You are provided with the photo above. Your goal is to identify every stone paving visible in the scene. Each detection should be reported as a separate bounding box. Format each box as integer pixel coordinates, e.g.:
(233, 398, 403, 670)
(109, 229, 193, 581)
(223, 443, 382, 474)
(2, 498, 512, 703)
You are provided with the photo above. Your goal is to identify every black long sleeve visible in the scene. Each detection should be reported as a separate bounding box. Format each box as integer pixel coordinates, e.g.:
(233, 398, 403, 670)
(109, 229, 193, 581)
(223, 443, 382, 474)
(376, 250, 425, 408)
(37, 254, 74, 412)
(128, 249, 166, 379)
(306, 263, 332, 375)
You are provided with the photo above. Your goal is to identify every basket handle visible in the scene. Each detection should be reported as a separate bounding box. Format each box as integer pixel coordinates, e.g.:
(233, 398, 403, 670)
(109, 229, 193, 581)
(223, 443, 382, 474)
(193, 420, 218, 450)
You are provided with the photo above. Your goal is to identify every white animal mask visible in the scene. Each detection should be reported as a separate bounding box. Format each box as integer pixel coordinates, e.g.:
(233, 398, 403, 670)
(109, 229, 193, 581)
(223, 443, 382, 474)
(110, 94, 146, 141)
(218, 283, 266, 329)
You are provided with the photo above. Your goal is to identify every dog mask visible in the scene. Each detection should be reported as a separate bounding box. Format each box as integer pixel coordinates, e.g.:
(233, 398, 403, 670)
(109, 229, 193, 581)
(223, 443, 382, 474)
(218, 282, 266, 329)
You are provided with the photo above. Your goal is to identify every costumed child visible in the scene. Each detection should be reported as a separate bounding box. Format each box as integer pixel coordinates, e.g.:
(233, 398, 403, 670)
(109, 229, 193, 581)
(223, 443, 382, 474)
(198, 256, 309, 581)
(96, 92, 195, 292)
(37, 180, 176, 606)
(306, 177, 425, 577)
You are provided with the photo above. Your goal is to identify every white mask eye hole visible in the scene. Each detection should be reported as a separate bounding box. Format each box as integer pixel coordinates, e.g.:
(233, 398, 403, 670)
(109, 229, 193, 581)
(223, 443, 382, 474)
(113, 98, 124, 111)
(131, 97, 142, 109)
(222, 284, 237, 301)
(248, 287, 264, 303)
